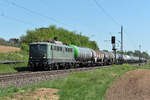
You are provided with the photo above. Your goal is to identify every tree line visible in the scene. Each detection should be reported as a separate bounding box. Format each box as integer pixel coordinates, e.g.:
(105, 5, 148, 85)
(20, 25, 99, 51)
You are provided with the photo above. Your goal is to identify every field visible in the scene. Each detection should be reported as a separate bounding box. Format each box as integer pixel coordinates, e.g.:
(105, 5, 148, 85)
(0, 63, 28, 74)
(0, 50, 28, 74)
(0, 45, 20, 53)
(0, 64, 149, 100)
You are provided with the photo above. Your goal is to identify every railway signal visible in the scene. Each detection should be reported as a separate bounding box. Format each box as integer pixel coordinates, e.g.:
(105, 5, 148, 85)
(111, 36, 117, 64)
(111, 36, 115, 44)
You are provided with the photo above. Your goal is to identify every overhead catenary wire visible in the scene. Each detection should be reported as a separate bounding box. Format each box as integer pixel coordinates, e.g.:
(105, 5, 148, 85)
(93, 0, 147, 53)
(0, 12, 35, 26)
(93, 0, 134, 52)
(93, 0, 120, 26)
(1, 0, 74, 29)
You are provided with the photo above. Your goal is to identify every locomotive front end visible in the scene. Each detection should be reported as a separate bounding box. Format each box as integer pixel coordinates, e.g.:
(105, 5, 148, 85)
(28, 43, 48, 69)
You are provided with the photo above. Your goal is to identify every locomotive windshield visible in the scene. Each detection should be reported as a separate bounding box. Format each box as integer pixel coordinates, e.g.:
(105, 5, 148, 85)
(30, 44, 47, 59)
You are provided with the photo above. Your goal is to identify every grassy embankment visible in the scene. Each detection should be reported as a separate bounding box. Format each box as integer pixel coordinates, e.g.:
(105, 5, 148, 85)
(0, 51, 28, 74)
(0, 64, 149, 100)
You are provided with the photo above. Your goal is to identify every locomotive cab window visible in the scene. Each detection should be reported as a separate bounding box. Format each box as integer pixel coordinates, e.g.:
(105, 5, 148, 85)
(57, 46, 59, 51)
(71, 48, 73, 52)
(54, 46, 56, 50)
(59, 47, 62, 51)
(29, 44, 47, 58)
(69, 48, 71, 52)
(51, 45, 53, 50)
(65, 48, 68, 52)
(30, 44, 47, 52)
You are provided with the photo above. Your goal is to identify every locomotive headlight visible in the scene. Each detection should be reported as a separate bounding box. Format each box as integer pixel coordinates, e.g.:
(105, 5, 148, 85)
(30, 57, 32, 59)
(43, 56, 46, 59)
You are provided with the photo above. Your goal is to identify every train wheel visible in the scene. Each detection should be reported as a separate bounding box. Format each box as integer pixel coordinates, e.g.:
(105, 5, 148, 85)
(56, 65, 59, 70)
(43, 66, 49, 71)
(44, 65, 52, 71)
(71, 63, 75, 69)
(29, 66, 35, 71)
(29, 64, 38, 71)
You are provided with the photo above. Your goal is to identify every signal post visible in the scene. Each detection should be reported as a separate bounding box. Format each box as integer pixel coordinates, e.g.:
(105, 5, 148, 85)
(111, 36, 117, 64)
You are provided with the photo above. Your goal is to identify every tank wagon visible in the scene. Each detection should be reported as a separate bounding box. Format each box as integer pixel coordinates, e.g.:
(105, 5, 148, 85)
(69, 45, 94, 66)
(28, 40, 147, 70)
(116, 54, 122, 64)
(94, 50, 105, 65)
(103, 52, 114, 65)
(70, 45, 93, 61)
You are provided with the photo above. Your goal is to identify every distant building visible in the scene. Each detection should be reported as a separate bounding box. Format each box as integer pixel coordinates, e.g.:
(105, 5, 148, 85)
(9, 38, 19, 43)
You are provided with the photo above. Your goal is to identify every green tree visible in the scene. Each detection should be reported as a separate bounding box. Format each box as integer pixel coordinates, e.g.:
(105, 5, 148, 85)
(20, 25, 99, 50)
(0, 38, 6, 42)
(141, 52, 150, 59)
(126, 51, 134, 55)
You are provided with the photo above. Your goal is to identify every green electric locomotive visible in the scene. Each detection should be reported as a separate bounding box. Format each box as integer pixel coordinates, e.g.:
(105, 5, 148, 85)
(28, 41, 75, 70)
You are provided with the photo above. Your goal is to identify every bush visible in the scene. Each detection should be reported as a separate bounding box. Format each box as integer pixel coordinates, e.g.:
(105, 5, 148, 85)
(21, 43, 29, 52)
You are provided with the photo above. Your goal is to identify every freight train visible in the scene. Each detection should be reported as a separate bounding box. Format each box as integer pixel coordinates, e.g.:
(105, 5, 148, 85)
(28, 40, 147, 70)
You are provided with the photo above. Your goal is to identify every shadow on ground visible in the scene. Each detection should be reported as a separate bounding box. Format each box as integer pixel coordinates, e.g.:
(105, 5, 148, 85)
(14, 66, 31, 72)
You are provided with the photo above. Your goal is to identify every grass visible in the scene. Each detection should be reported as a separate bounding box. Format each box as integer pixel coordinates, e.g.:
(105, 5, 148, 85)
(0, 86, 19, 100)
(0, 51, 28, 74)
(0, 64, 149, 100)
(0, 51, 28, 61)
(0, 63, 28, 74)
(30, 64, 150, 100)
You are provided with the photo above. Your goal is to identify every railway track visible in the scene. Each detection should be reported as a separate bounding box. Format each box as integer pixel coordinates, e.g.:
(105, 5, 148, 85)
(0, 63, 146, 88)
(0, 60, 25, 64)
(0, 66, 108, 88)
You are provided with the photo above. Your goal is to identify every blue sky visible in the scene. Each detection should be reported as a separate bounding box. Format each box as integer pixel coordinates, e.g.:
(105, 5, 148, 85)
(0, 0, 149, 53)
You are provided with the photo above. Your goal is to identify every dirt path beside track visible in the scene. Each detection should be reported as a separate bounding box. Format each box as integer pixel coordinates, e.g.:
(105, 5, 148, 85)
(106, 69, 150, 100)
